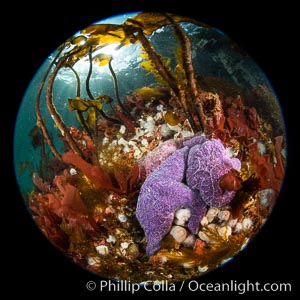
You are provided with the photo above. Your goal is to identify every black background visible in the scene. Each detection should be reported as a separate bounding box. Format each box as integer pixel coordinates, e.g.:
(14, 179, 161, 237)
(5, 1, 297, 297)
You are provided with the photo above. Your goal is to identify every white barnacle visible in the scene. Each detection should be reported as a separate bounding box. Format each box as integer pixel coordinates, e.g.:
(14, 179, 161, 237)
(87, 256, 100, 266)
(95, 245, 109, 255)
(182, 262, 194, 268)
(141, 138, 148, 146)
(160, 123, 174, 138)
(242, 218, 253, 230)
(156, 104, 164, 112)
(69, 168, 77, 175)
(198, 265, 208, 273)
(118, 213, 127, 223)
(102, 137, 109, 144)
(206, 207, 219, 223)
(143, 116, 155, 133)
(120, 242, 130, 249)
(257, 141, 267, 155)
(228, 218, 238, 227)
(118, 137, 128, 146)
(119, 125, 126, 134)
(234, 222, 243, 233)
(200, 216, 208, 226)
(134, 148, 142, 159)
(225, 147, 235, 158)
(179, 130, 194, 139)
(174, 208, 191, 226)
(218, 210, 231, 222)
(106, 235, 116, 244)
(170, 226, 188, 243)
(183, 234, 196, 248)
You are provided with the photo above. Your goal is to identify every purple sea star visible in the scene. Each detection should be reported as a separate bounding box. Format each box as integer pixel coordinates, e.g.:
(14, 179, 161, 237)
(136, 147, 207, 256)
(136, 136, 241, 256)
(138, 139, 181, 178)
(186, 138, 241, 207)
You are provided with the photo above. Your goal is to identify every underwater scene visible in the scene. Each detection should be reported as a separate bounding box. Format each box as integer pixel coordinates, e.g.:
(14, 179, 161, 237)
(14, 12, 286, 283)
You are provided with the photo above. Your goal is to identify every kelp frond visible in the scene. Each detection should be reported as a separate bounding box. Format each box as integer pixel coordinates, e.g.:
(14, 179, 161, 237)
(125, 12, 209, 36)
(139, 52, 172, 87)
(68, 97, 103, 112)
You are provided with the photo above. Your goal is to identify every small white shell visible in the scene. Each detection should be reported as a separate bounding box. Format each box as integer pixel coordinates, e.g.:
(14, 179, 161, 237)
(87, 256, 100, 265)
(218, 210, 231, 222)
(228, 218, 238, 227)
(183, 234, 196, 247)
(156, 104, 164, 112)
(106, 235, 116, 244)
(118, 213, 127, 223)
(69, 168, 77, 175)
(174, 208, 191, 226)
(141, 138, 148, 146)
(198, 265, 209, 273)
(200, 216, 209, 226)
(118, 137, 127, 146)
(257, 141, 267, 155)
(120, 242, 130, 249)
(235, 222, 243, 233)
(242, 218, 253, 230)
(95, 245, 109, 255)
(119, 125, 126, 134)
(160, 123, 173, 138)
(206, 207, 219, 222)
(170, 226, 188, 243)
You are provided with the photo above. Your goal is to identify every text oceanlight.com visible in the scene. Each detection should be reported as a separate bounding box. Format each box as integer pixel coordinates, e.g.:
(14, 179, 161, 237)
(86, 280, 292, 294)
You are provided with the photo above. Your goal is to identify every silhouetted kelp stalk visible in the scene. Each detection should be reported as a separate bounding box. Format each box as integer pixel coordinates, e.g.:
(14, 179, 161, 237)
(167, 14, 206, 131)
(85, 47, 123, 126)
(36, 42, 124, 162)
(67, 64, 93, 138)
(46, 48, 87, 159)
(35, 12, 211, 162)
(35, 48, 64, 161)
(129, 14, 206, 132)
(108, 57, 132, 117)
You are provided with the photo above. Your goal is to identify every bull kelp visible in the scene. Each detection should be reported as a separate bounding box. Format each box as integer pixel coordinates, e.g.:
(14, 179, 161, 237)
(14, 12, 286, 284)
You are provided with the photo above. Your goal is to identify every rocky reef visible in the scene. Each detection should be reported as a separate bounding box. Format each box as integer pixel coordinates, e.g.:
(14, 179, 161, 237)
(16, 12, 286, 283)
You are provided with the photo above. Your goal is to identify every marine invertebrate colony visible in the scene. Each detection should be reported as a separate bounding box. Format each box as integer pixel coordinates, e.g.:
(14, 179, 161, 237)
(14, 12, 286, 284)
(136, 136, 242, 255)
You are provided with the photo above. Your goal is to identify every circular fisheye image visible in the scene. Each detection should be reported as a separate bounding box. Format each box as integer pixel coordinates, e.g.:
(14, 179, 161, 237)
(14, 12, 286, 284)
